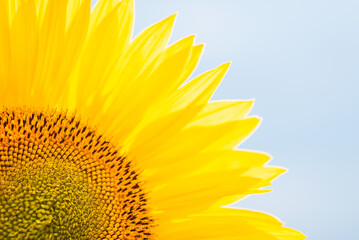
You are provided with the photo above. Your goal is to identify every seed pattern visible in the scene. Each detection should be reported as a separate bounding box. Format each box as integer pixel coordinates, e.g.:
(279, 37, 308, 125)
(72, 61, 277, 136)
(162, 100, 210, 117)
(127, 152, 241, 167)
(0, 108, 153, 239)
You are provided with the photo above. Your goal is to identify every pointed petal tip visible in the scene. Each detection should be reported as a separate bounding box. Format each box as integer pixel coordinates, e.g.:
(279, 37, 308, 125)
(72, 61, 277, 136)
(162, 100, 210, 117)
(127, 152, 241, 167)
(277, 167, 288, 175)
(262, 151, 273, 161)
(168, 12, 178, 21)
(250, 115, 262, 124)
(243, 98, 255, 112)
(155, 12, 178, 29)
(188, 34, 196, 42)
(222, 61, 232, 68)
(278, 167, 288, 174)
(220, 62, 232, 75)
(297, 231, 307, 239)
(214, 62, 231, 74)
(179, 35, 196, 46)
(196, 43, 205, 49)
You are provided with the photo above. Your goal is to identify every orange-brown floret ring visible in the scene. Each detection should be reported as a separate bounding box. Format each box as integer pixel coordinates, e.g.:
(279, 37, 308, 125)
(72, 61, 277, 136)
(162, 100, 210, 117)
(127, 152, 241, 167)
(0, 107, 153, 239)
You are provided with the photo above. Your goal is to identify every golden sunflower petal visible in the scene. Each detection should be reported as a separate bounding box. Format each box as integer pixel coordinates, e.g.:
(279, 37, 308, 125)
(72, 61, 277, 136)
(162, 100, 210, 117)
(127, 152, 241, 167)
(0, 0, 10, 71)
(66, 0, 88, 30)
(34, 0, 48, 24)
(90, 0, 130, 30)
(122, 63, 231, 155)
(107, 36, 196, 145)
(72, 12, 175, 133)
(191, 100, 254, 125)
(166, 62, 231, 113)
(178, 43, 204, 85)
(137, 35, 195, 100)
(32, 0, 68, 106)
(212, 166, 286, 207)
(204, 117, 261, 150)
(0, 1, 10, 100)
(157, 208, 305, 240)
(69, 2, 129, 110)
(106, 13, 177, 91)
(63, 0, 91, 109)
(145, 150, 271, 189)
(128, 98, 260, 162)
(195, 150, 272, 175)
(151, 170, 264, 218)
(4, 0, 22, 23)
(130, 117, 260, 174)
(7, 0, 37, 106)
(149, 154, 284, 218)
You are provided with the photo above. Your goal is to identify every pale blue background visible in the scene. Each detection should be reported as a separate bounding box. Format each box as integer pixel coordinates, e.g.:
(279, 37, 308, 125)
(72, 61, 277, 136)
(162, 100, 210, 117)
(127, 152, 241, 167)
(92, 1, 359, 239)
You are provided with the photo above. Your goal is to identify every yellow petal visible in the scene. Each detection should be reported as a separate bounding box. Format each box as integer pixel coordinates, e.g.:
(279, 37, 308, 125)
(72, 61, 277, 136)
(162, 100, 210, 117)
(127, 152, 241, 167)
(204, 150, 271, 170)
(90, 0, 127, 30)
(0, 0, 10, 98)
(103, 13, 177, 95)
(113, 36, 196, 146)
(166, 63, 231, 113)
(124, 63, 231, 154)
(157, 208, 305, 240)
(8, 0, 38, 106)
(32, 0, 68, 106)
(191, 99, 254, 126)
(4, 0, 23, 23)
(202, 117, 261, 150)
(213, 167, 286, 207)
(69, 1, 131, 111)
(66, 0, 90, 30)
(34, 0, 48, 25)
(129, 118, 261, 190)
(178, 43, 204, 85)
(73, 13, 174, 130)
(151, 170, 262, 218)
(144, 150, 271, 189)
(61, 0, 91, 109)
(150, 159, 284, 219)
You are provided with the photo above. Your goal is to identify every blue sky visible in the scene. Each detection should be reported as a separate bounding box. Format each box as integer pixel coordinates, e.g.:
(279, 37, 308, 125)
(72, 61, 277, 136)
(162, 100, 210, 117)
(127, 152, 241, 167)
(93, 1, 359, 239)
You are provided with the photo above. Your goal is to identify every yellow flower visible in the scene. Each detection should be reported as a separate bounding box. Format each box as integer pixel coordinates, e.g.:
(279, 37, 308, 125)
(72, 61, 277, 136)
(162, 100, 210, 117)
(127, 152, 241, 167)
(0, 0, 305, 239)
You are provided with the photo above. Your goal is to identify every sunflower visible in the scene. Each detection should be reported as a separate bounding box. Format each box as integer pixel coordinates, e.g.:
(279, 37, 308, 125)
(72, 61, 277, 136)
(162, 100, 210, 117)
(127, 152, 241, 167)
(0, 0, 305, 239)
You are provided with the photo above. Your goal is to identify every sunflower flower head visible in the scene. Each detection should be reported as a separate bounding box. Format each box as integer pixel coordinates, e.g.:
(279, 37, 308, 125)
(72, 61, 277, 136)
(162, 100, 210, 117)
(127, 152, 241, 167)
(0, 0, 305, 239)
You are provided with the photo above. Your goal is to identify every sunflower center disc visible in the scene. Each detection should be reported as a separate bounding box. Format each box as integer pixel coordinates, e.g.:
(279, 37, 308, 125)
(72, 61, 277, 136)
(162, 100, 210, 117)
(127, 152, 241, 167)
(0, 108, 153, 239)
(1, 158, 99, 239)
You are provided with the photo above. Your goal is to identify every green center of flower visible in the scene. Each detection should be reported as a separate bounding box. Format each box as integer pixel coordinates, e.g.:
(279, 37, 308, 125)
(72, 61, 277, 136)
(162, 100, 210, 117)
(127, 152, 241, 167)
(0, 108, 153, 239)
(0, 158, 100, 239)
